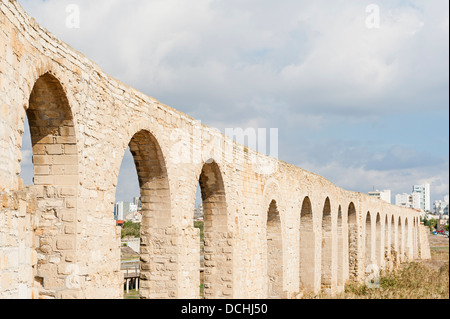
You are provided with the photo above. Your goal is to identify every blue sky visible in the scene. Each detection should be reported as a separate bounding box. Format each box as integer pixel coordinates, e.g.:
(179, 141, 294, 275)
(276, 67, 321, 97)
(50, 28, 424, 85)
(18, 0, 449, 206)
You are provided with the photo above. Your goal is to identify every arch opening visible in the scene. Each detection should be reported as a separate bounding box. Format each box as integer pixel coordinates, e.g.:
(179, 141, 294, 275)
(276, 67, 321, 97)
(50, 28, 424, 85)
(384, 215, 391, 269)
(337, 206, 344, 288)
(348, 203, 358, 281)
(398, 217, 404, 263)
(21, 73, 79, 298)
(114, 129, 171, 299)
(405, 218, 412, 261)
(196, 160, 232, 299)
(267, 200, 283, 298)
(321, 197, 332, 290)
(365, 212, 373, 269)
(375, 213, 382, 267)
(299, 197, 314, 291)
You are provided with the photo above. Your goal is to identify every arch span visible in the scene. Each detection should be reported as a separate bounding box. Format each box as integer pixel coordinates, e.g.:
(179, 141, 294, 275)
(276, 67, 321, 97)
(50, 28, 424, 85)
(266, 200, 283, 298)
(25, 72, 80, 299)
(365, 212, 374, 269)
(115, 129, 172, 299)
(347, 202, 358, 281)
(197, 159, 233, 299)
(299, 196, 315, 292)
(321, 197, 332, 290)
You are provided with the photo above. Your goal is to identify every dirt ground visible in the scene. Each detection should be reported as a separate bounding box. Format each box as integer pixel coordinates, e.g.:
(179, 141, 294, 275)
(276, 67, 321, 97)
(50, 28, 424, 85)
(424, 234, 449, 270)
(428, 234, 449, 247)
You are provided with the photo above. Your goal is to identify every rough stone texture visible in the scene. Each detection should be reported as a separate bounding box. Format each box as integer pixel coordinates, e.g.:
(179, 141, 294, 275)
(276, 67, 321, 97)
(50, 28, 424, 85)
(0, 0, 430, 299)
(0, 187, 37, 298)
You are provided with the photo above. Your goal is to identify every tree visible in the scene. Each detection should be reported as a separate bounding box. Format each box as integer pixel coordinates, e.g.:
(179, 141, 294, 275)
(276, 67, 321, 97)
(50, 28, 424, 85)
(423, 218, 438, 233)
(121, 221, 141, 239)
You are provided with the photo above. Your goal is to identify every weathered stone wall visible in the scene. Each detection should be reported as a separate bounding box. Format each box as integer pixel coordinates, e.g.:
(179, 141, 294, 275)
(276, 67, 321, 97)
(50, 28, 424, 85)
(0, 186, 37, 299)
(0, 0, 430, 299)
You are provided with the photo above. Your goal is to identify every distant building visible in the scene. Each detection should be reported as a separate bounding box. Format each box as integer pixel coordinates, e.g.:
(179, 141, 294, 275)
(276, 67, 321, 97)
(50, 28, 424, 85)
(125, 211, 142, 224)
(194, 204, 204, 221)
(368, 189, 391, 204)
(413, 183, 431, 212)
(437, 219, 448, 232)
(395, 183, 431, 211)
(133, 197, 142, 210)
(115, 201, 138, 221)
(115, 202, 126, 221)
(434, 195, 449, 216)
(395, 192, 421, 210)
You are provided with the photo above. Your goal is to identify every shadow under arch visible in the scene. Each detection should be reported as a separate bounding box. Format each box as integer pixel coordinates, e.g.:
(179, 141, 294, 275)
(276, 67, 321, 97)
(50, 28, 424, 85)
(23, 72, 80, 298)
(197, 159, 233, 299)
(299, 196, 315, 292)
(398, 216, 404, 262)
(321, 197, 332, 290)
(405, 217, 412, 261)
(115, 129, 172, 299)
(347, 202, 358, 281)
(266, 199, 283, 299)
(337, 205, 344, 289)
(375, 213, 382, 267)
(365, 211, 373, 269)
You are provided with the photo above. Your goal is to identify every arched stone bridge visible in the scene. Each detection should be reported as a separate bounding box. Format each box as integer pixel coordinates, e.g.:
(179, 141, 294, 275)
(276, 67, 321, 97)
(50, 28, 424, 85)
(0, 0, 431, 299)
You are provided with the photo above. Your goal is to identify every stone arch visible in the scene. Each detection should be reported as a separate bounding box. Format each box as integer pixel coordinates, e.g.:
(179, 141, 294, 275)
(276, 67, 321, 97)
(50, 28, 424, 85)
(299, 196, 314, 292)
(266, 199, 283, 298)
(337, 205, 344, 289)
(392, 215, 398, 252)
(321, 197, 332, 290)
(398, 216, 404, 263)
(114, 129, 172, 299)
(22, 59, 79, 120)
(128, 130, 172, 227)
(347, 202, 358, 281)
(391, 215, 399, 266)
(405, 217, 412, 261)
(375, 213, 382, 267)
(384, 214, 391, 268)
(197, 159, 232, 299)
(413, 217, 419, 259)
(365, 212, 374, 268)
(23, 72, 80, 299)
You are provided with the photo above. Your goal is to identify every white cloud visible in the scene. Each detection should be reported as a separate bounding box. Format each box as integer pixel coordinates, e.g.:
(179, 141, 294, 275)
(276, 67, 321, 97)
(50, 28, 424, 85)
(297, 157, 449, 203)
(18, 0, 448, 117)
(17, 0, 449, 203)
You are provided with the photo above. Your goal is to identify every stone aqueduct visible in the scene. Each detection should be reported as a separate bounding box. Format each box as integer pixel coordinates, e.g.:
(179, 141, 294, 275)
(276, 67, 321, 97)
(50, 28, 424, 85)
(0, 0, 431, 299)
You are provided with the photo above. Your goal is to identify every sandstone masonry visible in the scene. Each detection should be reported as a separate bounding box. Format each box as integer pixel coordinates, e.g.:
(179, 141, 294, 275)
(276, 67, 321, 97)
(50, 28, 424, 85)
(0, 0, 431, 299)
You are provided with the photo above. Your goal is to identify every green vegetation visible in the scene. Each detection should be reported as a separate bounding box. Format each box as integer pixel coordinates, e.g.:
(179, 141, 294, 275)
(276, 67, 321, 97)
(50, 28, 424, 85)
(124, 290, 140, 299)
(423, 219, 437, 232)
(200, 283, 205, 299)
(194, 221, 204, 242)
(121, 221, 141, 239)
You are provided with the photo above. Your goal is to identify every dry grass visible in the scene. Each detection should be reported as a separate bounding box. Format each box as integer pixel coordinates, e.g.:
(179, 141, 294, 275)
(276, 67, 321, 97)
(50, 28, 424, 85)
(304, 249, 449, 300)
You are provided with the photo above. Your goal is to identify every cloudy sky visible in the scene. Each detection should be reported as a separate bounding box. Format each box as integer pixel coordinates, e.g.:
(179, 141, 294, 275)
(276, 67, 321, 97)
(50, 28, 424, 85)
(18, 0, 449, 207)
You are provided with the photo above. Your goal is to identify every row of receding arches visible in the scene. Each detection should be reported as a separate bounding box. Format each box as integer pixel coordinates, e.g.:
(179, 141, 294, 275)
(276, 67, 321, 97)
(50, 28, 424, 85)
(19, 71, 419, 299)
(264, 197, 420, 297)
(19, 71, 234, 298)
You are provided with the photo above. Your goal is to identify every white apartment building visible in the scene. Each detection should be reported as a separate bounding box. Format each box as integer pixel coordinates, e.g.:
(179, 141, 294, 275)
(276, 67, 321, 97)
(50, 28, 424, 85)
(434, 195, 449, 216)
(413, 183, 431, 212)
(115, 201, 138, 221)
(115, 201, 125, 221)
(395, 192, 421, 210)
(368, 189, 391, 204)
(395, 183, 431, 211)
